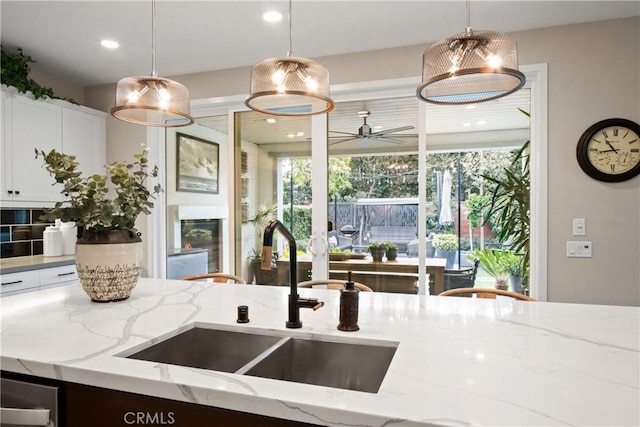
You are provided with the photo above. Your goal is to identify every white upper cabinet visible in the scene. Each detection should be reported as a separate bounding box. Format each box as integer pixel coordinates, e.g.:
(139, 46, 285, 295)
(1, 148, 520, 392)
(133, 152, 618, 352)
(1, 87, 106, 205)
(62, 107, 106, 178)
(3, 92, 62, 203)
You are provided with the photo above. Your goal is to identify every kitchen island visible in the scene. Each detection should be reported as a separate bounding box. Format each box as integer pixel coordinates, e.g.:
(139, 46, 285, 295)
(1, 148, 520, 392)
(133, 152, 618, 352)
(1, 278, 638, 426)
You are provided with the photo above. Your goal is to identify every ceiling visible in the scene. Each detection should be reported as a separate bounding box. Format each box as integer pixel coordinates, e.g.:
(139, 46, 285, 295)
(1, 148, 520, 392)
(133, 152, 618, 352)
(1, 1, 637, 152)
(2, 1, 637, 87)
(198, 89, 532, 156)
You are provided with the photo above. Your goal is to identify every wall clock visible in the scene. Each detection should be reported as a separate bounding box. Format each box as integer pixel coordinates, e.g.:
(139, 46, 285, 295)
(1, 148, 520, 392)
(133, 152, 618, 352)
(576, 118, 640, 182)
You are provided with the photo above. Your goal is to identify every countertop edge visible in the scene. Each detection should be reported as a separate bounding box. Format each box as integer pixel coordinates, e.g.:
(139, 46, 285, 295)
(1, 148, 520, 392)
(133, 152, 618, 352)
(0, 256, 76, 274)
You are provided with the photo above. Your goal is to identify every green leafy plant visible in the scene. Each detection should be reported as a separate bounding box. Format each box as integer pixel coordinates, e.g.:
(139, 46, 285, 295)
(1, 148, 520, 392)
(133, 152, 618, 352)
(432, 233, 458, 251)
(367, 242, 386, 252)
(502, 251, 525, 277)
(330, 247, 351, 253)
(247, 247, 262, 261)
(471, 248, 511, 289)
(37, 147, 162, 233)
(1, 46, 75, 103)
(247, 203, 277, 238)
(380, 242, 397, 251)
(482, 109, 530, 278)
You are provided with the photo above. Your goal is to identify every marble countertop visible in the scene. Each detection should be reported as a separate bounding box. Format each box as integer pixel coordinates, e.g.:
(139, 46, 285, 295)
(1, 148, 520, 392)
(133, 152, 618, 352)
(1, 278, 638, 426)
(0, 255, 76, 274)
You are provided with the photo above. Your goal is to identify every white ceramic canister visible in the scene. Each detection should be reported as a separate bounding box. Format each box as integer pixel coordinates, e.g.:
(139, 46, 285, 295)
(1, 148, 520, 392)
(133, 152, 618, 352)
(60, 221, 77, 255)
(43, 220, 63, 257)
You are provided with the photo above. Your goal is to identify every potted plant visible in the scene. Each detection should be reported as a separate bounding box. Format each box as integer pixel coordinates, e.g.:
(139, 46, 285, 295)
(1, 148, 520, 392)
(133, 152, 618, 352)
(432, 233, 458, 269)
(502, 251, 526, 294)
(472, 248, 511, 290)
(246, 204, 277, 284)
(367, 242, 386, 262)
(37, 146, 161, 302)
(382, 242, 398, 261)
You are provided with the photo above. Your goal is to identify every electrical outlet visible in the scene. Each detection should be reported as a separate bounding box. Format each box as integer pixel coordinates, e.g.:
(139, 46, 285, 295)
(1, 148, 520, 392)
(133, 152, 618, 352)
(566, 241, 592, 257)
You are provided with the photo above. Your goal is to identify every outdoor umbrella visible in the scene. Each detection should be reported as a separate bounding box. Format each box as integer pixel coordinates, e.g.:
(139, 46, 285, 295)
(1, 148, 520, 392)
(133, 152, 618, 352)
(438, 170, 454, 226)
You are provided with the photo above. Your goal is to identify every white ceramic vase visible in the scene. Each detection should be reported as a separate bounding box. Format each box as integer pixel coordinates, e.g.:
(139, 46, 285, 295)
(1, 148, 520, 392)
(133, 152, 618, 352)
(75, 230, 143, 302)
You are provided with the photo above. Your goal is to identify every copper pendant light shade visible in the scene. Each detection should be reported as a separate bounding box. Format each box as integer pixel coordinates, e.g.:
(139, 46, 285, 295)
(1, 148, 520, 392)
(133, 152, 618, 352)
(111, 0, 194, 127)
(417, 1, 525, 105)
(246, 0, 334, 116)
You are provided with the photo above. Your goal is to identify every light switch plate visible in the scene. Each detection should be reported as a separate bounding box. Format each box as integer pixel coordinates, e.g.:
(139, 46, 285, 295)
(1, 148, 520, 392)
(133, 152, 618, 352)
(566, 241, 592, 257)
(572, 218, 586, 236)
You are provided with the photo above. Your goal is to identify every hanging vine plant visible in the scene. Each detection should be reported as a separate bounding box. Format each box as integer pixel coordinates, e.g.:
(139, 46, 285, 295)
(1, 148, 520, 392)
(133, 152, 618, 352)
(1, 45, 74, 103)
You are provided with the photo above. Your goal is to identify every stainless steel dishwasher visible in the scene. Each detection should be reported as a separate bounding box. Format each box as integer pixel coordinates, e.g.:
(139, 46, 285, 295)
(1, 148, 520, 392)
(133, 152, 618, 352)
(1, 377, 59, 427)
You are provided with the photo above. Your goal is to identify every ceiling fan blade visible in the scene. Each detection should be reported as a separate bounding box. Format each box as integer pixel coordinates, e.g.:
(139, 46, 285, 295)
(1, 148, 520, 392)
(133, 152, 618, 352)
(329, 130, 359, 136)
(328, 135, 358, 139)
(376, 133, 418, 138)
(371, 136, 404, 145)
(329, 137, 359, 146)
(372, 125, 415, 135)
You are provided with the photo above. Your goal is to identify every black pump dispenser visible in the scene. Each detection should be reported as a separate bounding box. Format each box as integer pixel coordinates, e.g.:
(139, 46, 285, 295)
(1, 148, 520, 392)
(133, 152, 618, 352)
(338, 271, 359, 332)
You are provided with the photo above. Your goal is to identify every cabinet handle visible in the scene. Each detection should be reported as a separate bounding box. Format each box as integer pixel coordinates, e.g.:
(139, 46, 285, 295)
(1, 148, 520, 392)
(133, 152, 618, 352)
(14, 190, 20, 195)
(2, 280, 23, 286)
(7, 190, 13, 194)
(58, 272, 75, 277)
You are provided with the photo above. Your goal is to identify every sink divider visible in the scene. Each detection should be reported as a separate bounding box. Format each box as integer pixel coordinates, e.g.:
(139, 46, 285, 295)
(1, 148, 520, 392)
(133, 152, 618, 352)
(234, 337, 291, 375)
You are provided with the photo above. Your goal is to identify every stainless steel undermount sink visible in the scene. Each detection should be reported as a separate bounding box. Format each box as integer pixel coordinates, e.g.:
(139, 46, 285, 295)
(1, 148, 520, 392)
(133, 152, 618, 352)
(125, 327, 283, 373)
(241, 337, 398, 393)
(122, 325, 398, 393)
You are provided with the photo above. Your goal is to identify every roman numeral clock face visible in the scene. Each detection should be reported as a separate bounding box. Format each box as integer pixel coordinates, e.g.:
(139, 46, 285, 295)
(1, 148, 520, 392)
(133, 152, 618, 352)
(577, 119, 640, 182)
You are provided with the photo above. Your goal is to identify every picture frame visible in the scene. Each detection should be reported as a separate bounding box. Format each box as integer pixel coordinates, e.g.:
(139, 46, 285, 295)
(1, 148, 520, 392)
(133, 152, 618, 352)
(176, 133, 219, 194)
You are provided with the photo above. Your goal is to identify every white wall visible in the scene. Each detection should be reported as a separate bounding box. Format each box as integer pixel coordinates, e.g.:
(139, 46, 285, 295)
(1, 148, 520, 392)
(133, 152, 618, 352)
(82, 16, 639, 306)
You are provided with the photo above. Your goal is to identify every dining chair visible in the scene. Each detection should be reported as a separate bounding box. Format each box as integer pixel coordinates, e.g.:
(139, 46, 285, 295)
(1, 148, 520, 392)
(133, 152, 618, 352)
(180, 273, 247, 284)
(443, 258, 480, 291)
(298, 279, 374, 292)
(438, 287, 535, 301)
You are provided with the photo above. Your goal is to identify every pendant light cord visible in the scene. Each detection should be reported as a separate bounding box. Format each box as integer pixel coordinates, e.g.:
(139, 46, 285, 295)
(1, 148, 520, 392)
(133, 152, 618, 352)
(465, 0, 471, 33)
(151, 0, 157, 76)
(287, 0, 293, 57)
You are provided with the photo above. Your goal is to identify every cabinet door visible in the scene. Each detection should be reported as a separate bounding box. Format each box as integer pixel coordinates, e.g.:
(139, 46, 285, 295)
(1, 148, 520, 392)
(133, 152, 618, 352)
(62, 108, 106, 178)
(1, 90, 13, 200)
(9, 95, 63, 202)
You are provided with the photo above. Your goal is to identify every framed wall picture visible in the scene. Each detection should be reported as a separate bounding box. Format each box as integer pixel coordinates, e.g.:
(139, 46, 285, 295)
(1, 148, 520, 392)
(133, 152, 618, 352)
(176, 133, 219, 194)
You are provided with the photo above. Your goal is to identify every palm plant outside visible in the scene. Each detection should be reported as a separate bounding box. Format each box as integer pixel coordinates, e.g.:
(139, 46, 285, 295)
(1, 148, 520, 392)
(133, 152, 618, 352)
(481, 109, 531, 280)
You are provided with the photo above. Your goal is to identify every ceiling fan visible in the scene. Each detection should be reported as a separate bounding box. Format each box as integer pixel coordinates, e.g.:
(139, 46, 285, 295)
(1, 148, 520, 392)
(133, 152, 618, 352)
(329, 111, 416, 146)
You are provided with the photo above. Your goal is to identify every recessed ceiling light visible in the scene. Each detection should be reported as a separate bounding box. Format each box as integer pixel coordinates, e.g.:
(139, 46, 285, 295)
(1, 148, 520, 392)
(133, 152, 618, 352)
(463, 122, 471, 127)
(476, 120, 487, 125)
(465, 105, 477, 110)
(263, 11, 283, 22)
(100, 39, 119, 49)
(373, 126, 383, 130)
(265, 118, 277, 124)
(296, 132, 304, 137)
(286, 133, 296, 138)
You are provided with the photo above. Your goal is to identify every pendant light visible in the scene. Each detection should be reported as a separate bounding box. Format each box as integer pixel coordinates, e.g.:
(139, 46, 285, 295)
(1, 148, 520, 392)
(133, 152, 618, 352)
(111, 0, 194, 127)
(245, 0, 334, 116)
(416, 0, 525, 105)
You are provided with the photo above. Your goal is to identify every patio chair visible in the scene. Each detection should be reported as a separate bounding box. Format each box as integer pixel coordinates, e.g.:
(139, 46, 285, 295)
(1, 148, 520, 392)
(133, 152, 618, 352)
(180, 273, 247, 284)
(443, 258, 479, 291)
(438, 287, 536, 301)
(298, 279, 373, 292)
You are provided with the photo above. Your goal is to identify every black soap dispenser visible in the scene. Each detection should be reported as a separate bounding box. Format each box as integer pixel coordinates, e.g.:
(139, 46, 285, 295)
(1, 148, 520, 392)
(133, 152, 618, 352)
(338, 271, 359, 332)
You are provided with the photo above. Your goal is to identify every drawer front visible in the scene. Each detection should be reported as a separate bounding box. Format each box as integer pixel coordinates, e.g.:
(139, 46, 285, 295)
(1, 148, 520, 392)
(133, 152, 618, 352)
(39, 265, 78, 286)
(0, 270, 40, 294)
